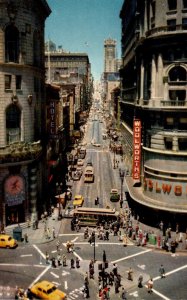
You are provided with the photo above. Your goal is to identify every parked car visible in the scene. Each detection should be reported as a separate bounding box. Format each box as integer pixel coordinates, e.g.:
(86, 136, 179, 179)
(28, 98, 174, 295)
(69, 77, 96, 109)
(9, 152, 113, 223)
(77, 159, 84, 166)
(73, 195, 84, 208)
(110, 189, 120, 202)
(72, 168, 82, 181)
(30, 280, 67, 299)
(0, 234, 18, 249)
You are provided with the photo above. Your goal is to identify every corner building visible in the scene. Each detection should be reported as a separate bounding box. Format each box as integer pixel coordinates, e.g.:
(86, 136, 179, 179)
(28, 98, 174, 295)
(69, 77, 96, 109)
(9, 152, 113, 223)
(120, 0, 187, 227)
(0, 0, 51, 226)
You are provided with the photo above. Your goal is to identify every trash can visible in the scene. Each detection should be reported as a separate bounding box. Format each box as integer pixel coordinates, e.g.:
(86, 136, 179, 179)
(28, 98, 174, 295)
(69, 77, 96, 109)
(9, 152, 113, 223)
(148, 234, 157, 245)
(13, 227, 22, 242)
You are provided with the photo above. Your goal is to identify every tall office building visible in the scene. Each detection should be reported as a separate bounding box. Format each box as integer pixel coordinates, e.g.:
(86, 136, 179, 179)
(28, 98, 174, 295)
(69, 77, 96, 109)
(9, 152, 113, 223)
(104, 38, 117, 73)
(120, 0, 187, 227)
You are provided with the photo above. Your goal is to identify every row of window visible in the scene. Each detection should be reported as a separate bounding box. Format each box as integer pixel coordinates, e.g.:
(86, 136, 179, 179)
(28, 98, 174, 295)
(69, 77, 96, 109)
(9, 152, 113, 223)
(5, 24, 42, 66)
(5, 75, 22, 90)
(168, 0, 187, 10)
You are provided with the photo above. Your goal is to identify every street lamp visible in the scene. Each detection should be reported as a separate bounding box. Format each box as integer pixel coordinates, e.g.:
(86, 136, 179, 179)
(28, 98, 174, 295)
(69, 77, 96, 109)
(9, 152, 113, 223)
(119, 168, 125, 208)
(56, 182, 63, 219)
(113, 144, 116, 169)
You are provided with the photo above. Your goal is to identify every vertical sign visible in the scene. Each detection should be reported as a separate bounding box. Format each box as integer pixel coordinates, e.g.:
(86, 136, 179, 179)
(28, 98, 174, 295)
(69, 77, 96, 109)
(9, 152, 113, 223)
(133, 119, 141, 180)
(49, 101, 56, 138)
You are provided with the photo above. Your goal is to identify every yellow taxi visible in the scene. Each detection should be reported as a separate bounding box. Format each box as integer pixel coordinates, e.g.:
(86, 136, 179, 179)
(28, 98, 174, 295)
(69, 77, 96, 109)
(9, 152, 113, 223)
(73, 194, 84, 208)
(0, 234, 18, 248)
(30, 280, 67, 299)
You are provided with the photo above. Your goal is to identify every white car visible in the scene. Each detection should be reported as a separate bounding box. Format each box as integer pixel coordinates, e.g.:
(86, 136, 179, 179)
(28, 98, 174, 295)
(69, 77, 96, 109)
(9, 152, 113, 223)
(77, 159, 84, 166)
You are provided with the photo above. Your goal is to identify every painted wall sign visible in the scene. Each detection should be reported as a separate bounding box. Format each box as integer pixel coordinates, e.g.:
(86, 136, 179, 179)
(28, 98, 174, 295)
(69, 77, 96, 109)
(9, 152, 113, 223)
(49, 101, 56, 138)
(133, 119, 141, 180)
(144, 178, 185, 197)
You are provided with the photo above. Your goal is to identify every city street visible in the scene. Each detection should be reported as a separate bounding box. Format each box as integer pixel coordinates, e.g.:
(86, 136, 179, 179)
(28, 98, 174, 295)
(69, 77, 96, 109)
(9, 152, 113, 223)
(0, 109, 187, 299)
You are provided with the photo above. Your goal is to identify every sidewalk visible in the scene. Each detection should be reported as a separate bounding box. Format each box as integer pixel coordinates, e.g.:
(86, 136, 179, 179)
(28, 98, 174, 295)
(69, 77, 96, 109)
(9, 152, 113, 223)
(5, 208, 62, 245)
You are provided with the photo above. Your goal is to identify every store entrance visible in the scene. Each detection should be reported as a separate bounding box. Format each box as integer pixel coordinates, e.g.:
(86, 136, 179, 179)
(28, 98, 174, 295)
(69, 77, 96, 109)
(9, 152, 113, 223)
(6, 203, 25, 226)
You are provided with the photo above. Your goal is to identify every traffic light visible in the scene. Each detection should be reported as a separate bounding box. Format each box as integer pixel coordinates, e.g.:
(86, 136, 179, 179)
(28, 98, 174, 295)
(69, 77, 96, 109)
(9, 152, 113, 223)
(98, 263, 102, 270)
(105, 261, 108, 269)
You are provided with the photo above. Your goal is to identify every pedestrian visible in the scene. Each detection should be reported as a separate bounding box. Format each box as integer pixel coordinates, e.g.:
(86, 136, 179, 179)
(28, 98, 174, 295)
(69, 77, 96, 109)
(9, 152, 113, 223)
(24, 233, 28, 243)
(57, 253, 61, 266)
(84, 272, 89, 287)
(46, 251, 50, 264)
(103, 250, 106, 263)
(52, 226, 56, 239)
(51, 257, 56, 268)
(89, 266, 94, 279)
(106, 287, 110, 299)
(83, 283, 90, 298)
(159, 264, 166, 278)
(112, 263, 118, 276)
(114, 277, 119, 294)
(46, 227, 50, 239)
(108, 272, 114, 286)
(56, 240, 60, 251)
(138, 274, 143, 288)
(70, 258, 75, 268)
(105, 230, 109, 240)
(121, 287, 127, 300)
(76, 257, 80, 268)
(62, 254, 67, 267)
(127, 267, 133, 281)
(147, 278, 153, 293)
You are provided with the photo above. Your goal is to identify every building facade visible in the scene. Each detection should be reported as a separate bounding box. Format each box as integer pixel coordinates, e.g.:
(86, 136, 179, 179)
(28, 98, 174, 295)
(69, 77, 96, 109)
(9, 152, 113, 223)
(0, 0, 51, 226)
(120, 0, 187, 226)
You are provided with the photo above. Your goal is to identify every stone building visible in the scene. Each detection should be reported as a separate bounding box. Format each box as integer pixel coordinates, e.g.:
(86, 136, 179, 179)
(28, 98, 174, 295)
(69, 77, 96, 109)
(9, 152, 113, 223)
(120, 0, 187, 226)
(0, 0, 51, 226)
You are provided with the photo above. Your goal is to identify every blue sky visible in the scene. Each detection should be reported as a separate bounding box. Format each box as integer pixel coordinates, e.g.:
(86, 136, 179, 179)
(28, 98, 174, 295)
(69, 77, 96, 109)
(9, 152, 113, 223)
(45, 0, 124, 80)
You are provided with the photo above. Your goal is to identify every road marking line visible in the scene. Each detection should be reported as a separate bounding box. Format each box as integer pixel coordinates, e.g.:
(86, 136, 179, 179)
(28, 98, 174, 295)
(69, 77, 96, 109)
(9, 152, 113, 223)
(28, 265, 51, 288)
(65, 281, 68, 290)
(71, 237, 78, 242)
(59, 233, 83, 236)
(73, 251, 83, 261)
(20, 254, 33, 257)
(33, 244, 46, 259)
(0, 263, 45, 268)
(50, 271, 59, 278)
(111, 249, 152, 263)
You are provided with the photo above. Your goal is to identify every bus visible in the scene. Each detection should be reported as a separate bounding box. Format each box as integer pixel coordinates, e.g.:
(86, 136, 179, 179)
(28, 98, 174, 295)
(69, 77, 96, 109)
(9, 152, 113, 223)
(73, 207, 119, 227)
(84, 165, 94, 183)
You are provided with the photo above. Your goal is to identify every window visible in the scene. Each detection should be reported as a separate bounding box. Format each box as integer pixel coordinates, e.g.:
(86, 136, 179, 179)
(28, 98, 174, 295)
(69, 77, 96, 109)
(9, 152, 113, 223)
(167, 19, 176, 31)
(168, 0, 177, 10)
(182, 18, 187, 30)
(178, 138, 187, 150)
(5, 25, 19, 63)
(16, 75, 22, 90)
(168, 66, 186, 81)
(5, 75, 12, 90)
(6, 104, 21, 144)
(164, 137, 172, 150)
(183, 0, 187, 9)
(169, 90, 186, 101)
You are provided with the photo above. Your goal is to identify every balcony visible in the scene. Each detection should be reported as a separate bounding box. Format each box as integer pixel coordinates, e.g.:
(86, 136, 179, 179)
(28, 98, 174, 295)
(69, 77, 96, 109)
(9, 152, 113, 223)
(146, 24, 186, 38)
(0, 141, 42, 165)
(142, 99, 187, 109)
